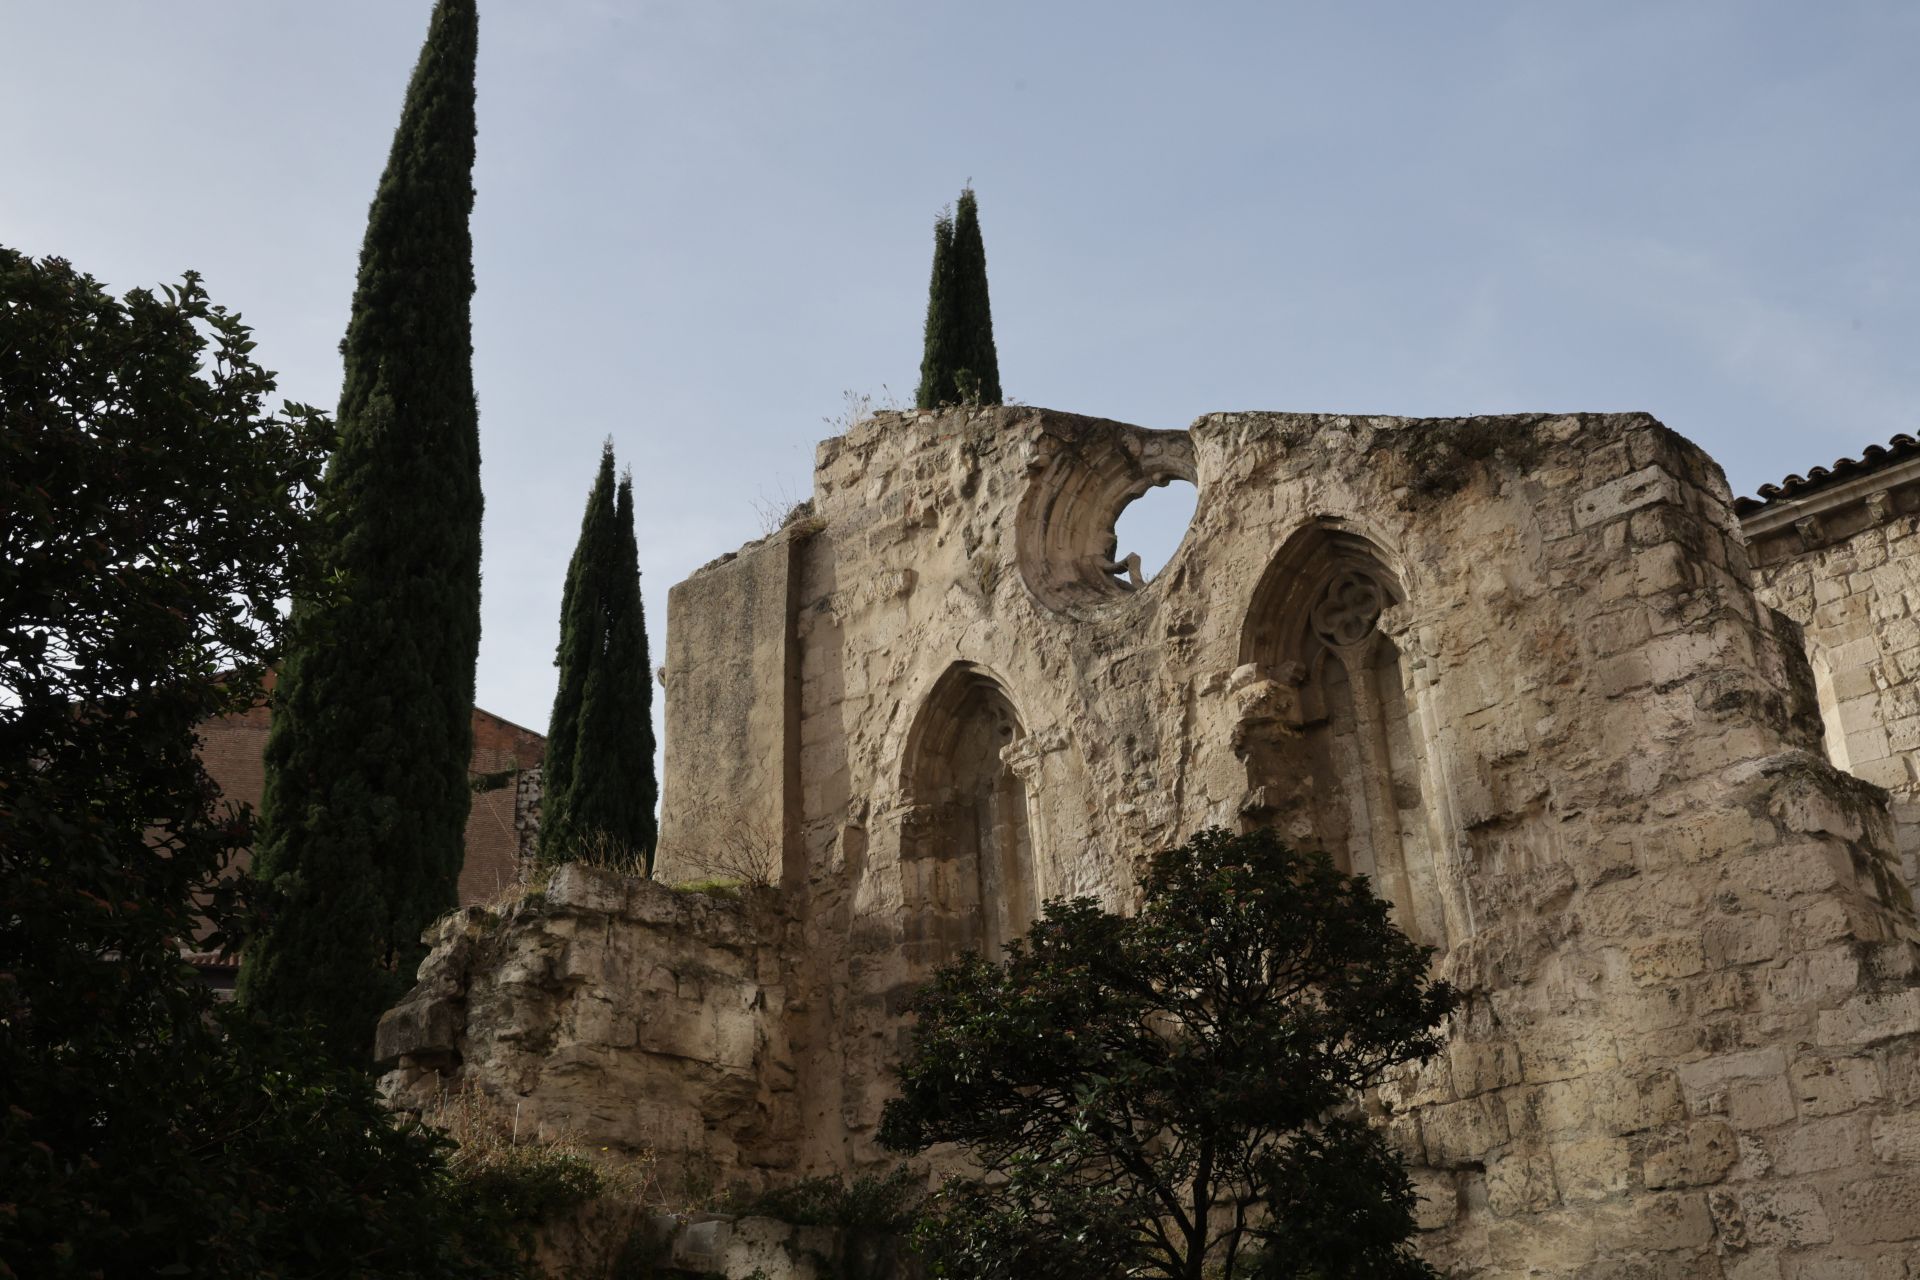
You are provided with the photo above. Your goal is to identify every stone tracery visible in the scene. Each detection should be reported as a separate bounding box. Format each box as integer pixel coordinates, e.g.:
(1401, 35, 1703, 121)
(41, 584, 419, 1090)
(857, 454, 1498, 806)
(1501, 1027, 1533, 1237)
(1238, 526, 1449, 951)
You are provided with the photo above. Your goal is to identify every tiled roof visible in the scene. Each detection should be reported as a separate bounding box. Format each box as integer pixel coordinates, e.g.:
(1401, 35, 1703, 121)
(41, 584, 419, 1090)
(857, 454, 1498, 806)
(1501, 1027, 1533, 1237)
(1733, 433, 1920, 517)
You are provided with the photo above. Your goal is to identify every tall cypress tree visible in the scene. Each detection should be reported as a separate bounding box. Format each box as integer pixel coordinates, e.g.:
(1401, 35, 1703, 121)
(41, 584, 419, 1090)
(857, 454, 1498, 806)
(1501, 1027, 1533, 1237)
(540, 442, 614, 863)
(606, 468, 659, 867)
(915, 211, 956, 409)
(540, 447, 658, 872)
(238, 0, 483, 1063)
(916, 186, 1002, 409)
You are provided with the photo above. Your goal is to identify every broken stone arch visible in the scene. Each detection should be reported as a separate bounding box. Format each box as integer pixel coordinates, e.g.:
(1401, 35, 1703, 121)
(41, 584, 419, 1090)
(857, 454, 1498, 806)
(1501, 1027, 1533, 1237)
(896, 662, 1041, 964)
(1235, 518, 1453, 951)
(1015, 426, 1199, 614)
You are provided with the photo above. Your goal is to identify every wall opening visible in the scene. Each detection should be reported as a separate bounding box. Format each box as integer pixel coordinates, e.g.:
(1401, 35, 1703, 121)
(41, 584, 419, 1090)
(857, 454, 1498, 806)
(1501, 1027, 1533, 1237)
(899, 665, 1037, 962)
(1109, 477, 1198, 586)
(1015, 426, 1198, 613)
(1806, 645, 1854, 773)
(1236, 523, 1448, 950)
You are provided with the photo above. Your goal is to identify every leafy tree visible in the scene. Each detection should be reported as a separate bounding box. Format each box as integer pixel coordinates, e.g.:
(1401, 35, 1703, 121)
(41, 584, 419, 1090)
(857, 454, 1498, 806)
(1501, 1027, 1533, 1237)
(915, 186, 1002, 409)
(878, 827, 1460, 1280)
(540, 443, 657, 871)
(0, 247, 525, 1278)
(238, 0, 484, 1060)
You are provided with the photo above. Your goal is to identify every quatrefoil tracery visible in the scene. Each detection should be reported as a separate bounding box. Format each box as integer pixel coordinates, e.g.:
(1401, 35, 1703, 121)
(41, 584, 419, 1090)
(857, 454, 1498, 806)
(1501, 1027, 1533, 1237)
(1308, 570, 1387, 650)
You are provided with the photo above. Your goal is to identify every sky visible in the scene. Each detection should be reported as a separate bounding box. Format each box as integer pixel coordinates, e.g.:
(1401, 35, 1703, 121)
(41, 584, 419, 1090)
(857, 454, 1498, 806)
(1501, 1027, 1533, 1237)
(4, 0, 1917, 741)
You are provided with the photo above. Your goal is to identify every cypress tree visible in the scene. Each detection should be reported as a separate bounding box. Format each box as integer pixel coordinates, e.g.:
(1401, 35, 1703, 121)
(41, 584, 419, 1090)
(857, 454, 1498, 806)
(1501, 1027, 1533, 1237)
(539, 441, 614, 863)
(540, 446, 658, 872)
(915, 211, 956, 409)
(237, 0, 483, 1063)
(607, 469, 660, 867)
(916, 186, 1002, 409)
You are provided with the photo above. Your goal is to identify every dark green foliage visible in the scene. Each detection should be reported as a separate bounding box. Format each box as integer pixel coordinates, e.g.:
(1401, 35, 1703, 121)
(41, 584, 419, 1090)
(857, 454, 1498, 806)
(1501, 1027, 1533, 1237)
(238, 0, 484, 1060)
(915, 186, 1002, 409)
(879, 827, 1460, 1280)
(540, 444, 658, 872)
(0, 248, 526, 1278)
(606, 469, 659, 858)
(727, 1168, 924, 1231)
(541, 443, 615, 863)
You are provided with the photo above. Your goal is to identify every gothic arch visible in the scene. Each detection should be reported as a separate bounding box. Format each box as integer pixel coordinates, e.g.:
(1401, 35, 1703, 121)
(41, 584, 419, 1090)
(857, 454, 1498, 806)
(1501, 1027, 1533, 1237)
(898, 664, 1038, 963)
(1235, 520, 1449, 950)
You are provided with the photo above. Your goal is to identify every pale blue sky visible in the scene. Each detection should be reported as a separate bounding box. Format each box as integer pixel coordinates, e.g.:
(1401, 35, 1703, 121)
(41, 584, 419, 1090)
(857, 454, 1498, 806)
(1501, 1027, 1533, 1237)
(4, 1, 1916, 735)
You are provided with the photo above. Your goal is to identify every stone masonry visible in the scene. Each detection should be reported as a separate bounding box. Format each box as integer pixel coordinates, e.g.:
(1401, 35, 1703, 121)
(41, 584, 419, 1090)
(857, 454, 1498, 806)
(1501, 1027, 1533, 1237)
(384, 406, 1920, 1277)
(381, 863, 799, 1187)
(1745, 436, 1920, 903)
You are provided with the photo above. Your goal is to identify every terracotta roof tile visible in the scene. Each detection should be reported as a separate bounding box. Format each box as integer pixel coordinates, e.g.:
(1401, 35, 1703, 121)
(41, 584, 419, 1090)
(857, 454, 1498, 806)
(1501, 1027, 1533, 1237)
(1733, 433, 1920, 516)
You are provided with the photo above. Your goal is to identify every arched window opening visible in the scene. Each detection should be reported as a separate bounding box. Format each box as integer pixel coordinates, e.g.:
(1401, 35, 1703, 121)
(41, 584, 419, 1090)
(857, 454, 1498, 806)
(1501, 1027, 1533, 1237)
(900, 666, 1038, 963)
(1236, 524, 1448, 951)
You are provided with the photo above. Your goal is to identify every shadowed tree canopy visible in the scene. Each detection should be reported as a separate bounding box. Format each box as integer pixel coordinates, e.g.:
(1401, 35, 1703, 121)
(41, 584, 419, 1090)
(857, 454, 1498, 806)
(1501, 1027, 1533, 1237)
(0, 248, 532, 1279)
(916, 186, 1002, 409)
(238, 0, 484, 1063)
(879, 827, 1459, 1280)
(541, 442, 658, 871)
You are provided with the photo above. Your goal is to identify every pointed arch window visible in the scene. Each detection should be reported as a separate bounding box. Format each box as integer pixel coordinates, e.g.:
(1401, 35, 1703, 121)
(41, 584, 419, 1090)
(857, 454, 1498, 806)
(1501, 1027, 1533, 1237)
(898, 665, 1038, 961)
(1237, 524, 1449, 951)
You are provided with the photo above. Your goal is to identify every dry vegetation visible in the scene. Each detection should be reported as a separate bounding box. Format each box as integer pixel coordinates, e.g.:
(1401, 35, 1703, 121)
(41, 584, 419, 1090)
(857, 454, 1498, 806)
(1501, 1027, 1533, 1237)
(420, 1085, 660, 1215)
(670, 803, 783, 888)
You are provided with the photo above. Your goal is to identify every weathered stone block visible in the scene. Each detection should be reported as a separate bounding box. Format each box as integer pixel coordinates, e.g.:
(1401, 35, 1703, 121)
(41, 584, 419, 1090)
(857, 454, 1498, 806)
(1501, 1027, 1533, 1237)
(1576, 466, 1684, 531)
(1829, 1173, 1920, 1243)
(1486, 1147, 1558, 1216)
(1643, 1119, 1737, 1189)
(1550, 1135, 1633, 1202)
(1868, 1112, 1920, 1164)
(1409, 1167, 1460, 1230)
(1789, 1052, 1885, 1117)
(1450, 1040, 1524, 1096)
(1725, 1185, 1835, 1249)
(374, 995, 464, 1067)
(1818, 989, 1920, 1049)
(1423, 1096, 1510, 1168)
(1728, 1076, 1799, 1130)
(1770, 1114, 1870, 1176)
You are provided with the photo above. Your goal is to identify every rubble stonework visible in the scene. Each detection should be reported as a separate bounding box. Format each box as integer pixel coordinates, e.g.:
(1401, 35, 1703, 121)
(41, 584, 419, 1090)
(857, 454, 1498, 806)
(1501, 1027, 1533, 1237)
(513, 764, 543, 873)
(379, 864, 800, 1186)
(387, 407, 1920, 1277)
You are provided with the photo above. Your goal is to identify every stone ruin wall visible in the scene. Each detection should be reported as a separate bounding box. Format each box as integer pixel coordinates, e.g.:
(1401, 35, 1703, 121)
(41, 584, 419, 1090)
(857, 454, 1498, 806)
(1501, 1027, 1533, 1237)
(386, 406, 1920, 1278)
(1746, 451, 1920, 904)
(381, 863, 801, 1186)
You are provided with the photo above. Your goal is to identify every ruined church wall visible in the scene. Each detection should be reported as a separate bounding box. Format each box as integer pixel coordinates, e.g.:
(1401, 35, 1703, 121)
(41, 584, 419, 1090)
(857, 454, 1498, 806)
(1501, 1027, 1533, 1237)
(658, 534, 804, 888)
(763, 406, 1920, 1274)
(1746, 460, 1920, 903)
(402, 404, 1920, 1276)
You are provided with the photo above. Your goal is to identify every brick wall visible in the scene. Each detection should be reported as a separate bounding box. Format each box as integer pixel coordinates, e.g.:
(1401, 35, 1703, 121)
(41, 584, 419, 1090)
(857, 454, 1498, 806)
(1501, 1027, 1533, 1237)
(195, 685, 547, 909)
(460, 709, 548, 904)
